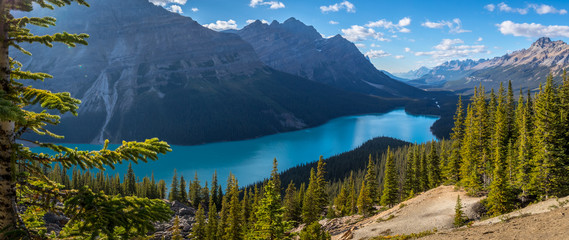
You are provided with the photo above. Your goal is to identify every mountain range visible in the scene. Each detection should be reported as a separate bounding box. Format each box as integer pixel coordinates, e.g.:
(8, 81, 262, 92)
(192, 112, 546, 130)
(398, 37, 569, 93)
(16, 0, 428, 145)
(391, 66, 431, 81)
(234, 18, 426, 98)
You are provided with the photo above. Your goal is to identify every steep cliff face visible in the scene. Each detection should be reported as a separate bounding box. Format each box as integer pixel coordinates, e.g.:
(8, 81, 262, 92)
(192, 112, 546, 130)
(235, 18, 425, 98)
(16, 0, 402, 145)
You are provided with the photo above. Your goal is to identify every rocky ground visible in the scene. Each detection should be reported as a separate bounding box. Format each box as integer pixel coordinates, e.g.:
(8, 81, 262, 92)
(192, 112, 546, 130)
(325, 186, 569, 240)
(422, 206, 569, 240)
(325, 186, 484, 240)
(151, 201, 197, 240)
(42, 200, 197, 240)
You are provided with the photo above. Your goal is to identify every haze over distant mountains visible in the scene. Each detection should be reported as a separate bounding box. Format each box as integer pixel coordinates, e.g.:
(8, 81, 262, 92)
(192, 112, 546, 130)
(392, 67, 431, 81)
(397, 37, 569, 93)
(16, 0, 428, 145)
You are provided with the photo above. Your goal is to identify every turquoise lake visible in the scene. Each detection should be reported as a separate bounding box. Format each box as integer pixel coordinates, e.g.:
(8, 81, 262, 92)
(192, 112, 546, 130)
(51, 109, 438, 186)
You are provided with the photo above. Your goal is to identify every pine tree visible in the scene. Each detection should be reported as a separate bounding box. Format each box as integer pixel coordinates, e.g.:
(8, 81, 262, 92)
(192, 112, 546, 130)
(206, 203, 219, 240)
(211, 171, 221, 211)
(460, 103, 482, 194)
(315, 156, 328, 213)
(363, 154, 379, 204)
(445, 95, 465, 184)
(530, 76, 564, 198)
(158, 180, 167, 199)
(515, 91, 532, 199)
(224, 174, 242, 240)
(180, 176, 188, 202)
(249, 177, 289, 239)
(506, 81, 517, 142)
(333, 182, 348, 216)
(471, 86, 492, 188)
(189, 172, 202, 208)
(271, 158, 282, 195)
(487, 100, 515, 216)
(170, 169, 180, 202)
(347, 172, 357, 215)
(150, 172, 158, 199)
(412, 145, 422, 193)
(241, 188, 252, 233)
(284, 181, 301, 225)
(427, 143, 441, 188)
(201, 182, 210, 208)
(381, 147, 399, 207)
(218, 193, 229, 239)
(357, 181, 372, 216)
(171, 216, 183, 240)
(299, 221, 331, 240)
(403, 147, 416, 198)
(453, 195, 466, 227)
(189, 204, 207, 239)
(302, 168, 320, 223)
(125, 163, 136, 196)
(0, 1, 172, 237)
(557, 70, 569, 196)
(419, 147, 428, 191)
(249, 185, 261, 225)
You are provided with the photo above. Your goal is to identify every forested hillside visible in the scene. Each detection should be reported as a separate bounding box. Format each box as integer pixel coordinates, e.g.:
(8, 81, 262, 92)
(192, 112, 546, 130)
(35, 72, 569, 238)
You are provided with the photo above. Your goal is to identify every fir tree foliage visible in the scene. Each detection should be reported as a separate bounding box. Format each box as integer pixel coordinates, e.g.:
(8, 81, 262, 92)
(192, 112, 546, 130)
(0, 1, 172, 238)
(299, 221, 331, 240)
(380, 147, 399, 207)
(453, 195, 466, 227)
(189, 204, 207, 240)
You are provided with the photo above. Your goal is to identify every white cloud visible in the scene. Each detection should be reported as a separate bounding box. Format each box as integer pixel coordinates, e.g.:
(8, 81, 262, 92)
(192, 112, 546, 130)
(249, 0, 285, 9)
(191, 7, 199, 12)
(365, 49, 391, 58)
(149, 0, 187, 7)
(421, 18, 470, 33)
(371, 43, 381, 48)
(320, 1, 355, 13)
(329, 20, 339, 25)
(355, 43, 366, 48)
(486, 2, 567, 15)
(203, 19, 238, 31)
(398, 17, 411, 27)
(341, 25, 385, 42)
(529, 4, 567, 15)
(394, 55, 405, 59)
(477, 37, 483, 42)
(414, 38, 486, 63)
(404, 47, 411, 52)
(498, 2, 528, 14)
(497, 20, 569, 38)
(366, 17, 412, 33)
(247, 19, 269, 24)
(167, 5, 183, 14)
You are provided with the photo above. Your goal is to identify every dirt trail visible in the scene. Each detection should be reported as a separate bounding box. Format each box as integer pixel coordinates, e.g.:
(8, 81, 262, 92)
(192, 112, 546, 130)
(326, 185, 569, 240)
(422, 195, 569, 240)
(422, 206, 569, 240)
(327, 186, 484, 239)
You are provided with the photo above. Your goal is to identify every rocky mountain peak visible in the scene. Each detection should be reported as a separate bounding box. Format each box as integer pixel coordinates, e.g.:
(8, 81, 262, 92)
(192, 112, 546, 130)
(531, 37, 552, 48)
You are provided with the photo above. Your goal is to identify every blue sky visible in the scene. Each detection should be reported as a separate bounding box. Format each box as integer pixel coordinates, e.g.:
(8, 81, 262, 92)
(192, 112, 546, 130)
(149, 0, 569, 73)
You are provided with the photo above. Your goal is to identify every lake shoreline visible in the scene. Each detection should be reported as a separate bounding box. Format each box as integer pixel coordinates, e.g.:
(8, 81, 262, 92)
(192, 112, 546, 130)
(32, 109, 439, 186)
